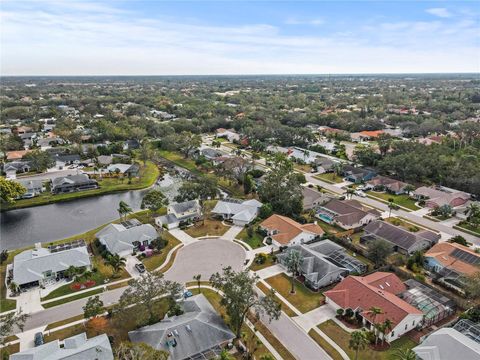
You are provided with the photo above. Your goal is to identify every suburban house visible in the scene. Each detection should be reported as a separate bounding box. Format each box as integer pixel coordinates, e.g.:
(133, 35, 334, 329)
(123, 139, 140, 150)
(51, 174, 98, 194)
(17, 179, 44, 197)
(313, 156, 337, 173)
(199, 147, 225, 160)
(97, 155, 113, 166)
(212, 198, 262, 226)
(6, 150, 30, 161)
(277, 240, 367, 290)
(342, 165, 376, 183)
(324, 272, 424, 342)
(259, 214, 324, 247)
(9, 242, 91, 289)
(106, 163, 140, 176)
(302, 186, 332, 210)
(316, 199, 381, 230)
(424, 242, 480, 288)
(412, 186, 471, 208)
(266, 145, 323, 164)
(128, 294, 235, 360)
(96, 219, 158, 256)
(155, 200, 202, 230)
(365, 176, 409, 195)
(361, 221, 440, 255)
(350, 130, 384, 142)
(413, 325, 480, 360)
(52, 153, 81, 169)
(216, 128, 240, 142)
(3, 161, 31, 179)
(10, 333, 113, 360)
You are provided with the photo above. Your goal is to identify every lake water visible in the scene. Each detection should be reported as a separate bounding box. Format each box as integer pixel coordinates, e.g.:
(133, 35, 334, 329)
(0, 173, 184, 250)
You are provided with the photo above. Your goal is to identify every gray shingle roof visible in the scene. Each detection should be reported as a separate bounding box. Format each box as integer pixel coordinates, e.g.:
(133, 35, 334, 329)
(212, 199, 262, 223)
(10, 333, 113, 360)
(96, 223, 158, 254)
(128, 294, 234, 360)
(51, 174, 96, 188)
(13, 246, 91, 286)
(171, 200, 200, 214)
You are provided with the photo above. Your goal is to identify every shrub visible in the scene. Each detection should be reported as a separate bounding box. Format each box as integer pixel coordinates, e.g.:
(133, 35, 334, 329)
(256, 253, 267, 264)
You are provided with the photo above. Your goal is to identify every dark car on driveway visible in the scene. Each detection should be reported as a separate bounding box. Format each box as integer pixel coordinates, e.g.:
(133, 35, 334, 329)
(135, 263, 146, 273)
(34, 332, 44, 347)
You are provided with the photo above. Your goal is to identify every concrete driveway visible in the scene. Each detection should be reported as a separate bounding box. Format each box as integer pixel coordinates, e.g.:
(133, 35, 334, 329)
(125, 255, 144, 278)
(164, 239, 246, 284)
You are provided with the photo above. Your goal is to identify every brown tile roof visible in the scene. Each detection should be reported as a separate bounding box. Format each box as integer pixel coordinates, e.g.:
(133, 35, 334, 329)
(324, 272, 422, 329)
(425, 242, 480, 276)
(260, 214, 324, 245)
(321, 199, 380, 227)
(6, 150, 30, 161)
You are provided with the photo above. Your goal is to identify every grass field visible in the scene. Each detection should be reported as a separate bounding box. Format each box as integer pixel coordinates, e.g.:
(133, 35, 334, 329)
(184, 219, 230, 238)
(308, 329, 344, 360)
(45, 314, 85, 330)
(6, 161, 160, 211)
(42, 288, 104, 309)
(366, 191, 420, 211)
(249, 254, 277, 272)
(142, 232, 181, 271)
(318, 320, 417, 360)
(455, 222, 480, 236)
(237, 227, 265, 249)
(314, 173, 344, 184)
(265, 273, 324, 313)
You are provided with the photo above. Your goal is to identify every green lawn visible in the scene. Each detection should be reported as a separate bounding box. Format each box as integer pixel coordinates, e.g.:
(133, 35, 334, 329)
(237, 227, 265, 249)
(265, 273, 324, 313)
(455, 222, 480, 236)
(366, 191, 420, 211)
(314, 173, 344, 184)
(158, 150, 199, 172)
(249, 254, 277, 272)
(318, 320, 417, 360)
(42, 288, 104, 309)
(257, 282, 297, 317)
(294, 163, 312, 173)
(184, 219, 230, 238)
(6, 161, 160, 210)
(0, 248, 28, 312)
(308, 329, 344, 360)
(142, 232, 181, 271)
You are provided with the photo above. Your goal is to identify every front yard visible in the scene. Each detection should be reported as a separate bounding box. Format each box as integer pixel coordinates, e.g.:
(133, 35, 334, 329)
(250, 253, 277, 272)
(141, 232, 181, 271)
(366, 191, 420, 211)
(237, 226, 265, 249)
(184, 219, 230, 238)
(318, 320, 417, 360)
(265, 273, 324, 313)
(314, 173, 344, 184)
(455, 221, 480, 236)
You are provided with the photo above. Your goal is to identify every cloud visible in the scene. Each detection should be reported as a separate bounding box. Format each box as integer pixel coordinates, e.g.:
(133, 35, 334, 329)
(0, 1, 478, 75)
(285, 17, 324, 26)
(426, 8, 452, 18)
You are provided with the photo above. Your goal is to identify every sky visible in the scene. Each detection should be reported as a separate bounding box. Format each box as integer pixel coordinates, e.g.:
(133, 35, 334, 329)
(1, 0, 479, 75)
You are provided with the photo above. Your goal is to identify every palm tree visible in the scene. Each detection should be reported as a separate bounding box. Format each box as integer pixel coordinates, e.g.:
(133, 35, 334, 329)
(349, 330, 368, 360)
(465, 203, 480, 226)
(381, 319, 393, 345)
(388, 200, 399, 218)
(193, 274, 202, 293)
(394, 348, 417, 360)
(117, 201, 132, 221)
(285, 249, 304, 294)
(106, 254, 126, 276)
(368, 306, 383, 345)
(403, 184, 415, 195)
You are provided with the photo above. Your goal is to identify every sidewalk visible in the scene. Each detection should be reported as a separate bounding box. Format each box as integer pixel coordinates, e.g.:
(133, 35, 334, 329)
(221, 225, 243, 241)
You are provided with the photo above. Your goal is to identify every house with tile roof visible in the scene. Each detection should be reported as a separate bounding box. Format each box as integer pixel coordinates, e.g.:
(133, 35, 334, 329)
(424, 242, 480, 288)
(324, 272, 424, 342)
(212, 198, 262, 226)
(361, 220, 440, 255)
(10, 333, 113, 360)
(366, 176, 410, 195)
(259, 214, 324, 247)
(412, 186, 470, 208)
(316, 199, 381, 230)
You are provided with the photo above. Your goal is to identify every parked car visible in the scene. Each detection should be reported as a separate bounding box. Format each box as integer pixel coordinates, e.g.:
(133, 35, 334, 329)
(21, 193, 35, 199)
(34, 332, 44, 347)
(355, 190, 367, 198)
(135, 263, 146, 273)
(183, 290, 193, 298)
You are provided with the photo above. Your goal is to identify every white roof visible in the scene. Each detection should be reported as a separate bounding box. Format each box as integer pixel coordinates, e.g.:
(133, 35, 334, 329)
(96, 223, 158, 254)
(106, 163, 132, 173)
(10, 333, 113, 360)
(212, 199, 262, 223)
(413, 328, 480, 360)
(13, 246, 91, 286)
